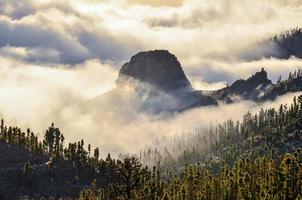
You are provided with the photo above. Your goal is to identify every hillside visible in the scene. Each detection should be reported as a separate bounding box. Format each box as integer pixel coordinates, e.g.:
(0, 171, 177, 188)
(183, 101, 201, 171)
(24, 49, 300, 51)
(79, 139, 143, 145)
(88, 50, 302, 115)
(270, 28, 302, 59)
(241, 28, 302, 61)
(1, 94, 302, 199)
(1, 50, 302, 199)
(87, 50, 217, 114)
(210, 68, 302, 104)
(0, 123, 124, 199)
(96, 94, 302, 199)
(2, 1, 302, 199)
(210, 68, 272, 103)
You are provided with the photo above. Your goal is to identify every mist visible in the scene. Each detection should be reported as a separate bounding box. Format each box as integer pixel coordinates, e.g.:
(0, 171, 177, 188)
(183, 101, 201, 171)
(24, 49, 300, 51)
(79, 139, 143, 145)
(0, 55, 300, 155)
(1, 0, 302, 156)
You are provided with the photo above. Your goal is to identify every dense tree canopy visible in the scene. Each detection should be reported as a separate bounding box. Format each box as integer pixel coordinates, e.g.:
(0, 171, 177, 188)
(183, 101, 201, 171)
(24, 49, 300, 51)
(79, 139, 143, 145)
(1, 71, 302, 199)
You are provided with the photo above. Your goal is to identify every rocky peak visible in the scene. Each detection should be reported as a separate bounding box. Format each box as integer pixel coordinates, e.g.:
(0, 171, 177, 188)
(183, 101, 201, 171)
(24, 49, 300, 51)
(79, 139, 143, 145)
(211, 68, 272, 102)
(248, 68, 268, 83)
(113, 50, 217, 112)
(116, 50, 191, 91)
(229, 68, 271, 91)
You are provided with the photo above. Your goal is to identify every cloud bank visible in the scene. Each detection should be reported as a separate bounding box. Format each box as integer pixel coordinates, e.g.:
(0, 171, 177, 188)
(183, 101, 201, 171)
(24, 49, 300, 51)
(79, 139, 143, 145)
(0, 0, 302, 155)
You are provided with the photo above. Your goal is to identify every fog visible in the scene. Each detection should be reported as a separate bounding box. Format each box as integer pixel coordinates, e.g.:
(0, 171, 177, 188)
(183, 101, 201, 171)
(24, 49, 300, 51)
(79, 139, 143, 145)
(0, 55, 300, 155)
(0, 0, 302, 156)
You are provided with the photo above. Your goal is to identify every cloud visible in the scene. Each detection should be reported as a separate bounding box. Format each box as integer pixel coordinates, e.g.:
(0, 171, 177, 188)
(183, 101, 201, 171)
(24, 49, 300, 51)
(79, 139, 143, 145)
(59, 87, 302, 154)
(1, 0, 302, 156)
(0, 56, 117, 136)
(188, 76, 226, 91)
(0, 0, 140, 65)
(1, 0, 302, 77)
(0, 19, 92, 64)
(0, 54, 298, 155)
(127, 0, 183, 7)
(0, 0, 35, 19)
(77, 29, 138, 63)
(183, 56, 302, 85)
(75, 0, 302, 85)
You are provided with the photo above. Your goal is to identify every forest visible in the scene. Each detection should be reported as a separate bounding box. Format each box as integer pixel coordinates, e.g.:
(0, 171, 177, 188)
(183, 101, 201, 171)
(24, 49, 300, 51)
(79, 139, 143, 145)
(2, 1, 302, 199)
(0, 71, 302, 199)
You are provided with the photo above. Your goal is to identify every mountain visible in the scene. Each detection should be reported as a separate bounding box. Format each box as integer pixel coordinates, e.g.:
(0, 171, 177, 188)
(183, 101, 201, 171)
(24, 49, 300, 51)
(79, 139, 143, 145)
(210, 68, 302, 104)
(2, 53, 302, 199)
(2, 89, 302, 199)
(116, 50, 191, 91)
(88, 50, 302, 114)
(211, 68, 272, 103)
(88, 50, 217, 114)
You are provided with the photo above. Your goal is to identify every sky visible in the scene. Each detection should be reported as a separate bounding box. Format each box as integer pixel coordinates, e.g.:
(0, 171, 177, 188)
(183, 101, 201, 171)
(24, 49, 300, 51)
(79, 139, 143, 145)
(0, 0, 302, 155)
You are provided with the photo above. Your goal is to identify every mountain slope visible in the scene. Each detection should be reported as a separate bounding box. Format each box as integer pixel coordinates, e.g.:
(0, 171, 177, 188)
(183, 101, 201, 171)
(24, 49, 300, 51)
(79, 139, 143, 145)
(260, 71, 302, 101)
(269, 28, 302, 59)
(87, 50, 302, 114)
(210, 68, 302, 104)
(241, 28, 302, 61)
(211, 68, 272, 103)
(0, 140, 93, 199)
(87, 50, 217, 114)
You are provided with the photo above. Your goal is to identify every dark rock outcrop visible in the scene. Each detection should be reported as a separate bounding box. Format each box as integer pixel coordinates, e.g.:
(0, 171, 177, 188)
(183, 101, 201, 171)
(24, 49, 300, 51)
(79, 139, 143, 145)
(116, 50, 191, 91)
(211, 68, 272, 103)
(91, 49, 302, 115)
(114, 50, 217, 113)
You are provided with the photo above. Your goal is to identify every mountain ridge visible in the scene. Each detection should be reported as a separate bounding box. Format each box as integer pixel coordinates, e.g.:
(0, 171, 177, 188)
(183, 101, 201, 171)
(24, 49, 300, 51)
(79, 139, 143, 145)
(114, 50, 302, 111)
(210, 68, 272, 103)
(100, 50, 218, 113)
(86, 48, 302, 115)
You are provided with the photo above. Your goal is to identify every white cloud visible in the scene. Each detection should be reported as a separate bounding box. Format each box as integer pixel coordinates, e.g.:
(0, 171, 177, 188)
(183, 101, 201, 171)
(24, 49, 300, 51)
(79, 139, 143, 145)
(0, 0, 302, 155)
(0, 57, 117, 134)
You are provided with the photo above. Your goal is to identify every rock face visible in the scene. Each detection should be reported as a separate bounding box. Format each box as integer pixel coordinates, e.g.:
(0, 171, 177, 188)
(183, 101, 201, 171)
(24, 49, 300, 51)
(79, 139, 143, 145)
(115, 50, 217, 113)
(89, 49, 302, 115)
(211, 68, 272, 103)
(116, 50, 191, 91)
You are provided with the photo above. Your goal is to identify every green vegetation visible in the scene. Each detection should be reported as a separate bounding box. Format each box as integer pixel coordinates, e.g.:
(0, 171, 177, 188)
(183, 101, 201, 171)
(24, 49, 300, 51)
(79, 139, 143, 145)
(1, 90, 302, 199)
(77, 93, 302, 200)
(79, 151, 302, 200)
